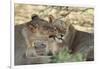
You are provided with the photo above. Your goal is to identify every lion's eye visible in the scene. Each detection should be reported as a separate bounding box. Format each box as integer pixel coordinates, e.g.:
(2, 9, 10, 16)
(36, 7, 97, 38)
(49, 35, 56, 38)
(61, 34, 64, 37)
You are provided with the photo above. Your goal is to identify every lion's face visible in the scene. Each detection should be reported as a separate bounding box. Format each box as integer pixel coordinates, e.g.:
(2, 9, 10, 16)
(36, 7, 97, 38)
(27, 15, 67, 56)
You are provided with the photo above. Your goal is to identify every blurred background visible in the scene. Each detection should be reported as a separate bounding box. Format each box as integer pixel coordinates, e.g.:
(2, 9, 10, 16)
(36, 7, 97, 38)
(15, 3, 94, 33)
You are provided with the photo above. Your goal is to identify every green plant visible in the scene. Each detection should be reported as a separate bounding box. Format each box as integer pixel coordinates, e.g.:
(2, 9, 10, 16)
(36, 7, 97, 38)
(51, 48, 84, 63)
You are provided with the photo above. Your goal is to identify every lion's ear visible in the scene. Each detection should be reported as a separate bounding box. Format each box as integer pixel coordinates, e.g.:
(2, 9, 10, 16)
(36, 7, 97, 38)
(31, 14, 39, 20)
(68, 24, 75, 31)
(48, 15, 55, 23)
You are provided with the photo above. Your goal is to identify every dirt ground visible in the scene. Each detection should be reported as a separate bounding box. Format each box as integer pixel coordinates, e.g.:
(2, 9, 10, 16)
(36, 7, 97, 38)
(14, 3, 94, 32)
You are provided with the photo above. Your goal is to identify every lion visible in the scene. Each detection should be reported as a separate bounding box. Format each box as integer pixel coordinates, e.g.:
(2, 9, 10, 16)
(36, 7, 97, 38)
(15, 14, 94, 65)
(15, 14, 66, 65)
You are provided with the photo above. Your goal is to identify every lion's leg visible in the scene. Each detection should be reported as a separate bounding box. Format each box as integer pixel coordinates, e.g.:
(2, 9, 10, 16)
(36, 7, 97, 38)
(22, 27, 37, 57)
